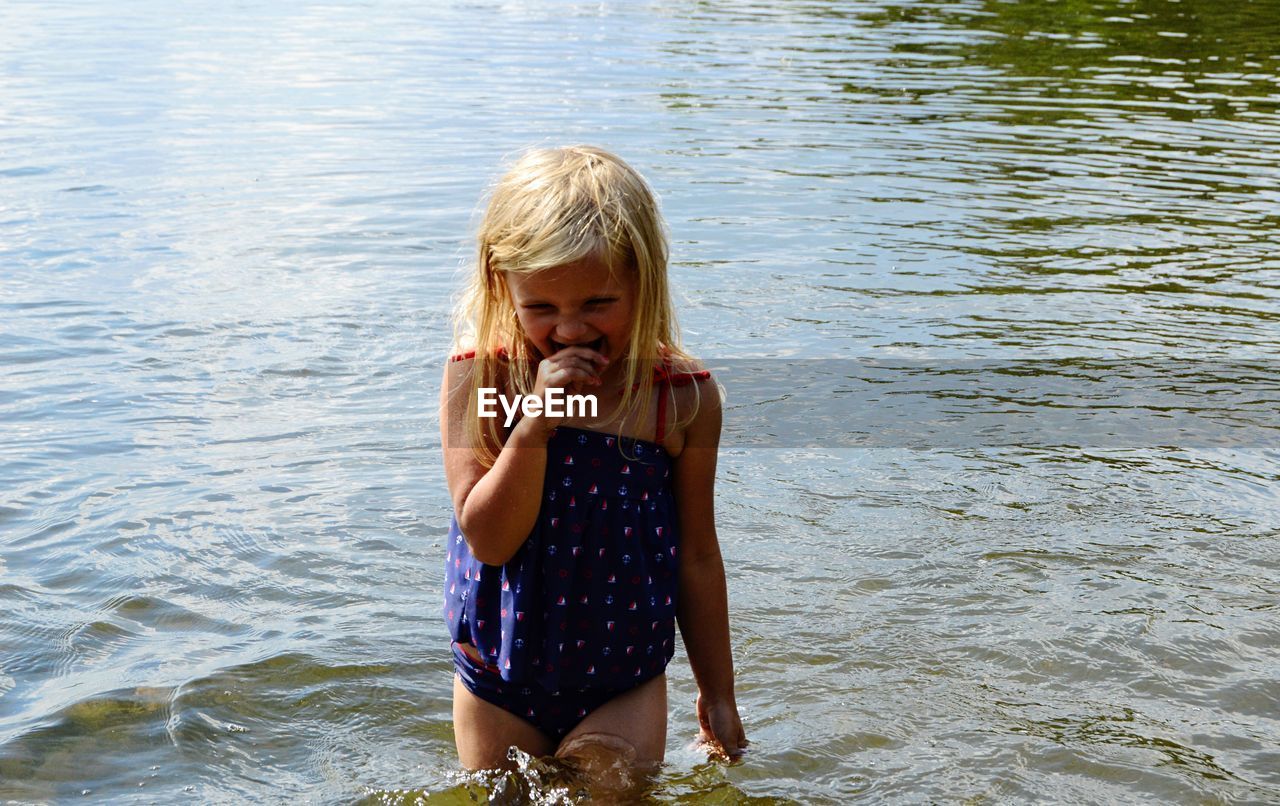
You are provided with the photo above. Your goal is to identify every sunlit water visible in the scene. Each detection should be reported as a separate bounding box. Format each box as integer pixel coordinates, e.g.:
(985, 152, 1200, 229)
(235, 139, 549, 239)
(2, 0, 1278, 802)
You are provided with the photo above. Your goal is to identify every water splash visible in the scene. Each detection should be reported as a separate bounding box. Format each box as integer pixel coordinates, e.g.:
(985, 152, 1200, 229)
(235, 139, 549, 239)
(442, 747, 573, 805)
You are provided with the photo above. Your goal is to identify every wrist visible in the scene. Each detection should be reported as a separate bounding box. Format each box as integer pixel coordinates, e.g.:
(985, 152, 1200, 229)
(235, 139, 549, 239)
(699, 690, 739, 708)
(508, 414, 556, 446)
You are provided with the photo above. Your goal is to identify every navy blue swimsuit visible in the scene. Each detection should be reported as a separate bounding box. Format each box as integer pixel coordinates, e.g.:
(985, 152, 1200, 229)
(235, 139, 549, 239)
(445, 425, 681, 737)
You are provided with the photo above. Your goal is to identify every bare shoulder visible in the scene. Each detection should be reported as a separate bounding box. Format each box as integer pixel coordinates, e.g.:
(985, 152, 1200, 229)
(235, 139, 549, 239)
(441, 351, 506, 508)
(662, 356, 722, 457)
(443, 350, 512, 410)
(441, 351, 487, 430)
(667, 357, 720, 528)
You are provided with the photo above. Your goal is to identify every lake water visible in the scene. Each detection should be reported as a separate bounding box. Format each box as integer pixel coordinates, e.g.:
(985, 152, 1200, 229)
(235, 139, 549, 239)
(2, 0, 1277, 802)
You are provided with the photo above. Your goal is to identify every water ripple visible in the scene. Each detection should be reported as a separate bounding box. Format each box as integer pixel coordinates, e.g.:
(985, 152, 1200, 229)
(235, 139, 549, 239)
(2, 0, 1278, 801)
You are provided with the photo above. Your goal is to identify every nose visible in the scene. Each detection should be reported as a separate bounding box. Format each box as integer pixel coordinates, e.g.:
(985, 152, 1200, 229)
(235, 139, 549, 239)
(554, 316, 589, 343)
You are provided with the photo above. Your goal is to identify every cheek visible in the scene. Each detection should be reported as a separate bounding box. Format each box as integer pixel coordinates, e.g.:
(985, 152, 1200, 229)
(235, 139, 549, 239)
(513, 311, 547, 338)
(612, 305, 636, 337)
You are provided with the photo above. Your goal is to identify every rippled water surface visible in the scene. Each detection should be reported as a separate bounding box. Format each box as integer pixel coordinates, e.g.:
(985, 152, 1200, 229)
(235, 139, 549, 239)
(2, 0, 1278, 802)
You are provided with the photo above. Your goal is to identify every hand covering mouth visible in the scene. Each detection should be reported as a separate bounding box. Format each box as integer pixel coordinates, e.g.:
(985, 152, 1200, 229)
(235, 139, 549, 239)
(551, 337, 605, 354)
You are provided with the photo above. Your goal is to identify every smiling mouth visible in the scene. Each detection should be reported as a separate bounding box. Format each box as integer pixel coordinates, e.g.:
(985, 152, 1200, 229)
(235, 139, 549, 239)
(551, 337, 606, 354)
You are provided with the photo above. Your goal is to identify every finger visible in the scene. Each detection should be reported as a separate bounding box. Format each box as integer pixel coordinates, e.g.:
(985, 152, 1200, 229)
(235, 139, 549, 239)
(712, 720, 746, 752)
(550, 345, 609, 367)
(544, 361, 602, 386)
(546, 364, 604, 384)
(548, 350, 601, 367)
(716, 730, 746, 760)
(548, 370, 603, 390)
(546, 365, 599, 381)
(705, 740, 733, 763)
(542, 360, 597, 381)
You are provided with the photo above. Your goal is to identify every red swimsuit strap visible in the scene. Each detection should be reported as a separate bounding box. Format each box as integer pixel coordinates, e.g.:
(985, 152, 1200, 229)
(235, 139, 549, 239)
(448, 348, 509, 363)
(654, 364, 712, 445)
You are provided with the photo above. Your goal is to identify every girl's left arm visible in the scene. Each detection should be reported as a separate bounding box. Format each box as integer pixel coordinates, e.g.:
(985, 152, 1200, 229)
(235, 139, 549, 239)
(673, 384, 748, 760)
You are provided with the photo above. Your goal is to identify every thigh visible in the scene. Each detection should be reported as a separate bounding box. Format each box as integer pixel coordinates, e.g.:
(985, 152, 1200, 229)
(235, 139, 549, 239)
(556, 673, 668, 768)
(452, 674, 555, 770)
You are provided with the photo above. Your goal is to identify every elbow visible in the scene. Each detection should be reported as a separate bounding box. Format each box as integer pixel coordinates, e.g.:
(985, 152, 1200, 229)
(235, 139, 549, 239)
(681, 539, 724, 570)
(456, 511, 517, 567)
(469, 543, 515, 568)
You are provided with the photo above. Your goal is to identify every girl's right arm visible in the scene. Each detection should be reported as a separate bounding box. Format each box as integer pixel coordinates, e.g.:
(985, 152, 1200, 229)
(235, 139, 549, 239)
(440, 349, 606, 566)
(441, 357, 551, 566)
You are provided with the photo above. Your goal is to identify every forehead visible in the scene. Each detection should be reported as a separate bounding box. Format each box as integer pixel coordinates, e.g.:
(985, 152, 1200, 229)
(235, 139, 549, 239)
(504, 257, 630, 301)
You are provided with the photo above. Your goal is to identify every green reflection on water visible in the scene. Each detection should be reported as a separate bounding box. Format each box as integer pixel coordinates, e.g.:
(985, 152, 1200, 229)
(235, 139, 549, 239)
(866, 0, 1280, 122)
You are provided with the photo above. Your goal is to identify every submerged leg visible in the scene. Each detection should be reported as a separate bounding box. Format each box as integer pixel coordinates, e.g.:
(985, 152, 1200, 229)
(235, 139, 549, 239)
(554, 673, 668, 797)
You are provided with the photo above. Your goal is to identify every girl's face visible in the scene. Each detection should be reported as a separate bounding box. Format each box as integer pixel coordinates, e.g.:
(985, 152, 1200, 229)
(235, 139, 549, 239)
(504, 255, 635, 369)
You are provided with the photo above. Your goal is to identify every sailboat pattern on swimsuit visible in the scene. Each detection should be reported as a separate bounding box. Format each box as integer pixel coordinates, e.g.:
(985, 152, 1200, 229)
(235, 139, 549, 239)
(444, 426, 679, 693)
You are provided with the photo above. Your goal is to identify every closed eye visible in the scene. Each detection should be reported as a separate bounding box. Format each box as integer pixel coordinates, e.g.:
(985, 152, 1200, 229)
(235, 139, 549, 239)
(520, 299, 616, 312)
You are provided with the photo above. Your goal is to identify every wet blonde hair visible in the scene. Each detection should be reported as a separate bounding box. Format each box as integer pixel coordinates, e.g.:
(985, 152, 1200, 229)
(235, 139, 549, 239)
(453, 145, 696, 466)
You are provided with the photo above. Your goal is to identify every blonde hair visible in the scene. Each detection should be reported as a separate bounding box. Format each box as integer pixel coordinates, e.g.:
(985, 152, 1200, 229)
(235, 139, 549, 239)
(453, 145, 696, 466)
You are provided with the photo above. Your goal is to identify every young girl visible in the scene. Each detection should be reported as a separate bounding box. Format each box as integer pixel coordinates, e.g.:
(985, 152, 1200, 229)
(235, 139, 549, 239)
(439, 145, 746, 777)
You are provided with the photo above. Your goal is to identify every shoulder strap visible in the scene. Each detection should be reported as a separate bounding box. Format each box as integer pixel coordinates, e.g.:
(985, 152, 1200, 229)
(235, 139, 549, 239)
(653, 363, 712, 444)
(448, 347, 509, 363)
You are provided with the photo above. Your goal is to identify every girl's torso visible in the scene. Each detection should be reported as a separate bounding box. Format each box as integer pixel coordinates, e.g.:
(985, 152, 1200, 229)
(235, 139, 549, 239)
(444, 423, 681, 692)
(442, 355, 712, 692)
